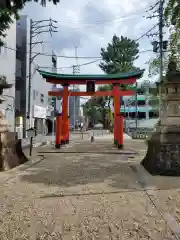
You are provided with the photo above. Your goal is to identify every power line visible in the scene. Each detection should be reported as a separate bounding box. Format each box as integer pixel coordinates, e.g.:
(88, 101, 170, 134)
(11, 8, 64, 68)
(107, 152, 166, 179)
(58, 10, 146, 30)
(38, 50, 155, 70)
(56, 1, 159, 28)
(5, 45, 156, 60)
(135, 23, 159, 41)
(3, 23, 160, 63)
(38, 59, 101, 71)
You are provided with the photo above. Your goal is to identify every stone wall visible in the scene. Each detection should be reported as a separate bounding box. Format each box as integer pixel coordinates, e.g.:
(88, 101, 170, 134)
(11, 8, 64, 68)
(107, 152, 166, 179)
(0, 132, 28, 171)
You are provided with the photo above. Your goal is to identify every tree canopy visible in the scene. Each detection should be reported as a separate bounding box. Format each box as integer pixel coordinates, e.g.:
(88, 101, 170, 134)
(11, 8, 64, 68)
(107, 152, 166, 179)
(83, 35, 140, 129)
(99, 35, 140, 74)
(165, 0, 180, 27)
(0, 0, 60, 45)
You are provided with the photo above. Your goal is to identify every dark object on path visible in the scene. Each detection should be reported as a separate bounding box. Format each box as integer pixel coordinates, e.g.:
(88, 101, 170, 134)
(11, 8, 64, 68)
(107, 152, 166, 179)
(90, 136, 94, 142)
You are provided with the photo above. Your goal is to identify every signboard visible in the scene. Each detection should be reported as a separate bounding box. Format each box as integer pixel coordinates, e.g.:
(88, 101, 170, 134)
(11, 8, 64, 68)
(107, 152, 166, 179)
(27, 128, 36, 138)
(33, 105, 46, 119)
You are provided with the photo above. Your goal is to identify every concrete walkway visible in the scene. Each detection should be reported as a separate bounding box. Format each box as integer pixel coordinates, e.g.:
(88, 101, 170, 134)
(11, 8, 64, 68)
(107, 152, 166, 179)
(0, 137, 179, 239)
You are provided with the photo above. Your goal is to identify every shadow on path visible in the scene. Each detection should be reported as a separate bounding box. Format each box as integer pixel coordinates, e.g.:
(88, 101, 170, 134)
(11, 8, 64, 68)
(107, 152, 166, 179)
(19, 140, 180, 192)
(19, 151, 140, 190)
(37, 151, 137, 155)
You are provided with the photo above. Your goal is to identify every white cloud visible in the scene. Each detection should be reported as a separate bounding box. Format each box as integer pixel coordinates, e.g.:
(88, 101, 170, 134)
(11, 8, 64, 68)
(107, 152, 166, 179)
(21, 0, 161, 94)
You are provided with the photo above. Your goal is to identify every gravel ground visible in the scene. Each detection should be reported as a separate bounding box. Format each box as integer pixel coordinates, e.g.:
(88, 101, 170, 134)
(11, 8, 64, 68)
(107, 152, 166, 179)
(0, 138, 177, 239)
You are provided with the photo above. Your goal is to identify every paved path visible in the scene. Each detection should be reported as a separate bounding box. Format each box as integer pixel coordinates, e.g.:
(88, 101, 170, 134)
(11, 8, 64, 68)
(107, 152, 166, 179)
(0, 138, 179, 239)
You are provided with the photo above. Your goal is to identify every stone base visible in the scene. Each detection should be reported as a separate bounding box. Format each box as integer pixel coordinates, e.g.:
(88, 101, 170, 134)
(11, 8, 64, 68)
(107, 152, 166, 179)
(141, 128, 180, 176)
(61, 140, 66, 145)
(117, 144, 124, 149)
(0, 134, 28, 171)
(55, 144, 61, 149)
(114, 140, 117, 145)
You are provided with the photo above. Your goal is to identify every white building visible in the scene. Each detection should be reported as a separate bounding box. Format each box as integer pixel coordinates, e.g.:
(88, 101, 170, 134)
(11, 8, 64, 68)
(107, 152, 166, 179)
(0, 19, 16, 132)
(15, 15, 57, 137)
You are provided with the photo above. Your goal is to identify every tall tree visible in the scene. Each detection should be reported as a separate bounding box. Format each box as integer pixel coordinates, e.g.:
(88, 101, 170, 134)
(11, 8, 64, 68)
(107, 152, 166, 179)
(0, 0, 60, 46)
(165, 0, 180, 27)
(164, 0, 180, 70)
(99, 35, 140, 74)
(98, 35, 140, 127)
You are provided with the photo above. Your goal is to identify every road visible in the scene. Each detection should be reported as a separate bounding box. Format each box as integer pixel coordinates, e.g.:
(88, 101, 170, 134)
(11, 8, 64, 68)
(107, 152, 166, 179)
(0, 135, 179, 239)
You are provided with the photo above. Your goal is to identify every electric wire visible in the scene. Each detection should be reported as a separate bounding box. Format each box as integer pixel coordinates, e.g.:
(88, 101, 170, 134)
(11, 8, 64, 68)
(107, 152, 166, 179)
(58, 11, 147, 30)
(135, 23, 159, 41)
(56, 1, 159, 28)
(2, 6, 160, 61)
(5, 45, 155, 60)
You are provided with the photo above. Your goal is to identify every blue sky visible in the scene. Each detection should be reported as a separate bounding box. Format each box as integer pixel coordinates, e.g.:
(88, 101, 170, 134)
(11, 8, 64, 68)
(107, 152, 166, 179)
(21, 0, 162, 104)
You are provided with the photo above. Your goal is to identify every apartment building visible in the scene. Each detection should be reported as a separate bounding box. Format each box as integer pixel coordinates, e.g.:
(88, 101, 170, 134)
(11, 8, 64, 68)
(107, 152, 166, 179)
(15, 15, 57, 137)
(120, 82, 159, 119)
(108, 82, 159, 128)
(0, 19, 16, 132)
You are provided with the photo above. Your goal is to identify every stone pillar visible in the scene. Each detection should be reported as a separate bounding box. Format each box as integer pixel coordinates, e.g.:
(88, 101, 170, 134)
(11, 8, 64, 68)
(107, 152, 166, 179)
(141, 65, 180, 176)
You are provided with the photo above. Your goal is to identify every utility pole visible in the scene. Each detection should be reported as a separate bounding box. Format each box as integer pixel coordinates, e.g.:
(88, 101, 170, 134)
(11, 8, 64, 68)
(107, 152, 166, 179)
(146, 0, 166, 121)
(135, 82, 138, 130)
(159, 0, 164, 83)
(27, 18, 57, 128)
(72, 46, 80, 131)
(146, 0, 165, 75)
(158, 0, 165, 121)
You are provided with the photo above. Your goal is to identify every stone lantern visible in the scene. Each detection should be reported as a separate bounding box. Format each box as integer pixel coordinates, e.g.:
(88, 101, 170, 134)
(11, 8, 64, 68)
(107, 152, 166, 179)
(141, 61, 180, 175)
(0, 75, 12, 132)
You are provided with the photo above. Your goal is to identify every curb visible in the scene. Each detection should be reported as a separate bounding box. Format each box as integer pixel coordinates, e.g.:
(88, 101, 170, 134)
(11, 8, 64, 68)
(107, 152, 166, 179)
(0, 154, 46, 185)
(0, 140, 75, 184)
(22, 140, 47, 149)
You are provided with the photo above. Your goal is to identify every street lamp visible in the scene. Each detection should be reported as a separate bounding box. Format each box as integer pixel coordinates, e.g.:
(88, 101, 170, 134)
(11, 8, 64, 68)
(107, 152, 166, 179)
(141, 80, 150, 120)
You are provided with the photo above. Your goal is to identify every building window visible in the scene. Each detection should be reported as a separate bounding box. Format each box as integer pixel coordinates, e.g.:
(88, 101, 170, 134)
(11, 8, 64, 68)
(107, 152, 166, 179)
(137, 100, 146, 106)
(33, 90, 36, 100)
(40, 94, 44, 103)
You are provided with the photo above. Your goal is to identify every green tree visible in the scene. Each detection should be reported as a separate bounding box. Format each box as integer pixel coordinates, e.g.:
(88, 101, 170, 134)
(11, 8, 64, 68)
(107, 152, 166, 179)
(0, 0, 60, 45)
(84, 35, 140, 129)
(98, 35, 140, 127)
(164, 0, 180, 70)
(165, 0, 180, 27)
(147, 56, 160, 77)
(99, 35, 140, 74)
(82, 98, 102, 126)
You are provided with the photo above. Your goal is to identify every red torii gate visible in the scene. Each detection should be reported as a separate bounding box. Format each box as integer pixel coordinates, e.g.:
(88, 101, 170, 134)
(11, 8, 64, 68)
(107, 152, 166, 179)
(38, 70, 144, 149)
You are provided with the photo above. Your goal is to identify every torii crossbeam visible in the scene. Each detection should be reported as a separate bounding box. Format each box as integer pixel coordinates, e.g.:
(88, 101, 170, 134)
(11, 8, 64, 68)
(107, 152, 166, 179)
(38, 69, 144, 148)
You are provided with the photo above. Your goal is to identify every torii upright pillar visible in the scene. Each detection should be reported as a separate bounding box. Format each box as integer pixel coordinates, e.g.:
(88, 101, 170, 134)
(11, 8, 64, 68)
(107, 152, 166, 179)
(113, 84, 124, 148)
(61, 84, 69, 144)
(113, 84, 120, 145)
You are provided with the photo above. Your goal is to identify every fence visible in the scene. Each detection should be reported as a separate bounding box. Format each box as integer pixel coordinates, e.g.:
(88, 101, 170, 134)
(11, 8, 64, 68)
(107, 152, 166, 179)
(128, 128, 154, 139)
(70, 130, 111, 140)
